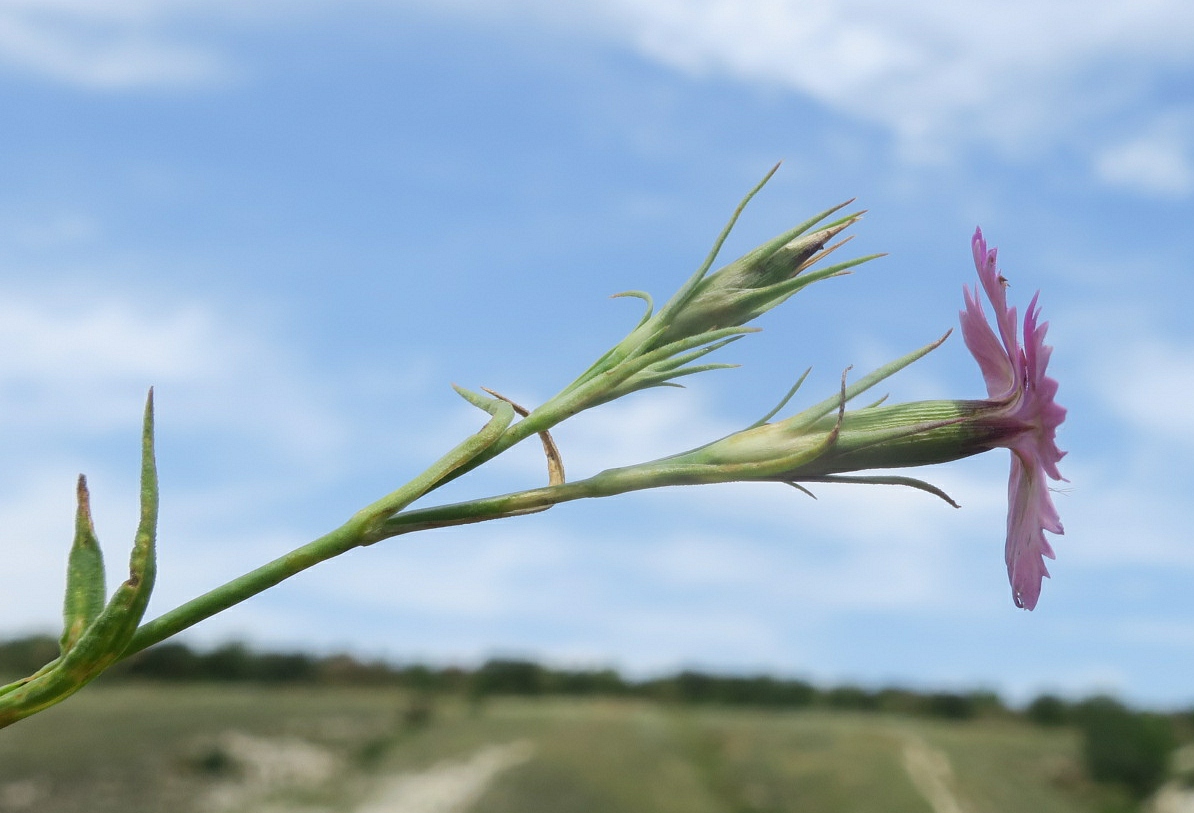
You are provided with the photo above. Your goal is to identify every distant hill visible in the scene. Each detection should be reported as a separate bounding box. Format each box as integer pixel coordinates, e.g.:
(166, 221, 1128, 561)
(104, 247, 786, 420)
(5, 633, 1191, 805)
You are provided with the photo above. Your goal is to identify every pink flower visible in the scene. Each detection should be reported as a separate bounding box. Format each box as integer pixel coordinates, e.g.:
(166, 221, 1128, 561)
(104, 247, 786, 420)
(960, 228, 1067, 610)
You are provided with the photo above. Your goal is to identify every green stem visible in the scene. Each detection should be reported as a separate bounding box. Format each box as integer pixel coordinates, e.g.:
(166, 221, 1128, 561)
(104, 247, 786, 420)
(128, 457, 732, 657)
(379, 462, 726, 538)
(124, 525, 358, 657)
(122, 401, 514, 658)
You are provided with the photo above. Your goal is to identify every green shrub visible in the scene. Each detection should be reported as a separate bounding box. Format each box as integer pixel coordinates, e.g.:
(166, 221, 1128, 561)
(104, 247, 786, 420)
(1075, 696, 1174, 799)
(926, 692, 976, 720)
(1027, 694, 1069, 726)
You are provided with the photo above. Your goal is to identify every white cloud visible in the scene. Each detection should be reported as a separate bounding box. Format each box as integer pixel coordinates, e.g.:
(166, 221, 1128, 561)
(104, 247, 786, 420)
(4, 0, 1189, 192)
(0, 3, 226, 88)
(326, 528, 578, 617)
(641, 527, 950, 611)
(0, 468, 81, 632)
(0, 292, 344, 460)
(1095, 122, 1194, 198)
(0, 0, 355, 88)
(423, 0, 1188, 158)
(1097, 336, 1194, 447)
(5, 0, 1194, 181)
(0, 294, 228, 433)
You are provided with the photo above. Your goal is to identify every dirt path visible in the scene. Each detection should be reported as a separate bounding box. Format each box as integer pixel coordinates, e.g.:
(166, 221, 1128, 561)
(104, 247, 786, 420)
(900, 733, 968, 813)
(353, 741, 535, 813)
(1153, 785, 1194, 813)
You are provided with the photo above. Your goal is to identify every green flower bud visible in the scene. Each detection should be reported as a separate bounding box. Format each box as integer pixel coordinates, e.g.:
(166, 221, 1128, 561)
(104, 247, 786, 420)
(677, 398, 1012, 480)
(653, 214, 867, 348)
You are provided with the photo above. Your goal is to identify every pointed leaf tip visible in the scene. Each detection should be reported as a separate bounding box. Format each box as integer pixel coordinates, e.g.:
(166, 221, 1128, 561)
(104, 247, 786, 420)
(72, 476, 98, 552)
(784, 481, 818, 500)
(75, 475, 92, 525)
(451, 383, 504, 414)
(798, 475, 960, 508)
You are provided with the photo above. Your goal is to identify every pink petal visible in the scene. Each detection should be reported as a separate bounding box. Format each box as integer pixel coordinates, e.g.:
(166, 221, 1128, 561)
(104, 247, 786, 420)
(963, 228, 1067, 611)
(960, 287, 1016, 398)
(1005, 453, 1061, 611)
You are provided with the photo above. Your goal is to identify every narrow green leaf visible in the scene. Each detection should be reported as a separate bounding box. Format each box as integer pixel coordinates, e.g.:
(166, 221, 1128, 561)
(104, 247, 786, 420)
(747, 368, 812, 429)
(631, 362, 740, 389)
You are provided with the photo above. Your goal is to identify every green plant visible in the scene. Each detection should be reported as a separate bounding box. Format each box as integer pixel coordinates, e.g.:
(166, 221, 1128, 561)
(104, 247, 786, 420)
(0, 167, 1066, 728)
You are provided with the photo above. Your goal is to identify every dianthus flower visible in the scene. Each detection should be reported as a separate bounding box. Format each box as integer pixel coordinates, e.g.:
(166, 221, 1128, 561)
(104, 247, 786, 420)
(960, 228, 1067, 610)
(599, 229, 1068, 613)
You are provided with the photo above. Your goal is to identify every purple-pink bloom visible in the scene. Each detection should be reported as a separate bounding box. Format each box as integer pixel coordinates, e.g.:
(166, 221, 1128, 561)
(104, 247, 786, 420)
(959, 228, 1067, 610)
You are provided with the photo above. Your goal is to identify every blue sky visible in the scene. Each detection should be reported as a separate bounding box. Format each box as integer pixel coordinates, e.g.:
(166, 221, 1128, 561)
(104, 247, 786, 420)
(1, 1, 1193, 707)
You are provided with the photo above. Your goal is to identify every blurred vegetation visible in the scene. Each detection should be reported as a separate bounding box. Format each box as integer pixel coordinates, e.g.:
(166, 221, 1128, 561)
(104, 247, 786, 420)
(1020, 692, 1183, 807)
(1, 635, 1018, 721)
(0, 685, 1143, 813)
(3, 636, 1188, 725)
(1021, 694, 1177, 802)
(3, 634, 1189, 812)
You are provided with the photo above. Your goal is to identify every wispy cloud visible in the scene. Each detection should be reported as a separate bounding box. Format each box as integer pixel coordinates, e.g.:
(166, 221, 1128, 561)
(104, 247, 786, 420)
(0, 2, 227, 88)
(9, 0, 1194, 195)
(0, 294, 233, 431)
(587, 0, 1194, 156)
(0, 290, 344, 460)
(1065, 477, 1194, 569)
(1094, 334, 1194, 448)
(0, 468, 83, 632)
(1095, 119, 1194, 198)
(413, 0, 1194, 186)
